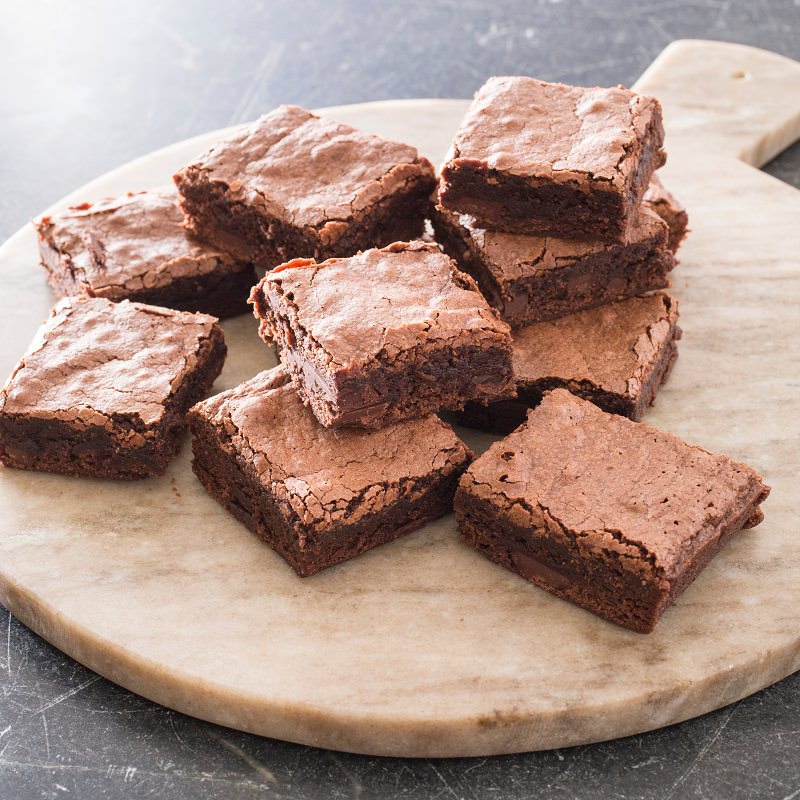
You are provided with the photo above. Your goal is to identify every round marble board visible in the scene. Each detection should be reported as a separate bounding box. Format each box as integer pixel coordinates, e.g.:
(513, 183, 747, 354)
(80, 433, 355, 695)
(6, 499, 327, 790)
(1, 40, 799, 758)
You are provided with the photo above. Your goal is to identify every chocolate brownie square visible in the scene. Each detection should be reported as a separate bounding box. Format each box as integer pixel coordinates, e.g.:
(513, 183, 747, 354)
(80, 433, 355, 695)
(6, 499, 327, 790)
(174, 105, 436, 270)
(430, 202, 675, 327)
(0, 296, 226, 479)
(455, 390, 770, 633)
(451, 293, 681, 434)
(644, 174, 689, 253)
(250, 241, 515, 429)
(438, 77, 666, 241)
(35, 187, 256, 318)
(188, 366, 472, 576)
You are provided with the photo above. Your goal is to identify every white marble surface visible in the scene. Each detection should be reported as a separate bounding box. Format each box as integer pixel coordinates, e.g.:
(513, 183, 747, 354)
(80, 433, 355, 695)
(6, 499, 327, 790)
(0, 41, 798, 757)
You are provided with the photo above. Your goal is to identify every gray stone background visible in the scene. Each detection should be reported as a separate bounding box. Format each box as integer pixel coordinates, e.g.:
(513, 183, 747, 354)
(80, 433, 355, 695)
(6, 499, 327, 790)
(1, 1, 798, 797)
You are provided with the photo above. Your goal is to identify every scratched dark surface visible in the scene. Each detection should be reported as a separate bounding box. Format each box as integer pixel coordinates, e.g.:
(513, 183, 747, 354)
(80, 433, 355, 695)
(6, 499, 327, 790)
(1, 1, 800, 798)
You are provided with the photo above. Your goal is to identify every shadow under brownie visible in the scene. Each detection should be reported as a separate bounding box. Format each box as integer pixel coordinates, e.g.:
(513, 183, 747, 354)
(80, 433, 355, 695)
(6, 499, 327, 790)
(0, 296, 226, 479)
(35, 187, 256, 319)
(188, 365, 473, 576)
(455, 390, 770, 633)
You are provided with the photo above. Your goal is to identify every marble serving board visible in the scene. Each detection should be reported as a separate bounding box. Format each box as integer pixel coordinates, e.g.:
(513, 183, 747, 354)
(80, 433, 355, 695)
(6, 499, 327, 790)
(0, 40, 799, 758)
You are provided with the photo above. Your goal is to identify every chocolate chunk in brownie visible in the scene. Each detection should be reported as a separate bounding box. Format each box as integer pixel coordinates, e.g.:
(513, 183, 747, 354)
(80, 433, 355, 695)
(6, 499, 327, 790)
(644, 174, 689, 253)
(450, 293, 681, 434)
(249, 241, 515, 430)
(430, 202, 675, 327)
(439, 77, 666, 241)
(174, 105, 436, 270)
(0, 296, 225, 479)
(35, 187, 256, 318)
(188, 365, 472, 576)
(455, 390, 770, 633)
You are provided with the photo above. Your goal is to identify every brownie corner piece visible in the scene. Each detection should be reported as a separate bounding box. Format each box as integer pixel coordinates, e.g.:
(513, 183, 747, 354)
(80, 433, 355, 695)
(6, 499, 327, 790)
(250, 241, 515, 429)
(173, 105, 436, 269)
(454, 389, 769, 633)
(188, 365, 472, 576)
(439, 76, 666, 240)
(34, 186, 256, 319)
(0, 296, 226, 479)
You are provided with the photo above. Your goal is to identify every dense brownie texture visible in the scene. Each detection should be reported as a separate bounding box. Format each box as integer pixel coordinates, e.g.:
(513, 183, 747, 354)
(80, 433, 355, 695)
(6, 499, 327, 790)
(430, 202, 675, 327)
(35, 187, 256, 318)
(174, 105, 436, 270)
(450, 293, 681, 434)
(644, 174, 689, 253)
(250, 241, 515, 429)
(0, 297, 225, 479)
(188, 366, 472, 576)
(439, 77, 666, 241)
(455, 390, 770, 633)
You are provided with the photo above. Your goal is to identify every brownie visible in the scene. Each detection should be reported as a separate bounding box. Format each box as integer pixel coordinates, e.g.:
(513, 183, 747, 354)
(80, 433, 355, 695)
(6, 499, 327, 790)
(35, 187, 256, 318)
(455, 390, 770, 633)
(644, 174, 689, 253)
(450, 293, 681, 434)
(430, 202, 675, 327)
(174, 105, 436, 270)
(438, 77, 666, 241)
(250, 241, 515, 429)
(188, 365, 472, 576)
(0, 296, 226, 480)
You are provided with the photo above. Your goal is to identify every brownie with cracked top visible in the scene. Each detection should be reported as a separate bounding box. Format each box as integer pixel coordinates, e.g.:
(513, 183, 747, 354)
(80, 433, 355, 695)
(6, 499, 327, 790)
(644, 174, 689, 253)
(455, 390, 770, 633)
(249, 241, 515, 430)
(450, 293, 681, 434)
(174, 105, 436, 270)
(0, 296, 226, 479)
(35, 187, 256, 318)
(188, 365, 472, 576)
(430, 201, 675, 327)
(438, 77, 666, 242)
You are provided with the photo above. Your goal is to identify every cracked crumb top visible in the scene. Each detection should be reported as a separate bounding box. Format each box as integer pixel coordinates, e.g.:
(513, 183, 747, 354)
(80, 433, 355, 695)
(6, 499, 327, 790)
(511, 293, 679, 397)
(0, 296, 220, 426)
(255, 241, 511, 367)
(35, 187, 238, 298)
(461, 390, 768, 577)
(176, 104, 434, 229)
(445, 76, 664, 188)
(192, 366, 471, 529)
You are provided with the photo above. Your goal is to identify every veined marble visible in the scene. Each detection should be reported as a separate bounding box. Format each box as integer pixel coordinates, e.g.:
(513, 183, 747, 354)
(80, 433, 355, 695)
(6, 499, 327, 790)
(0, 41, 798, 757)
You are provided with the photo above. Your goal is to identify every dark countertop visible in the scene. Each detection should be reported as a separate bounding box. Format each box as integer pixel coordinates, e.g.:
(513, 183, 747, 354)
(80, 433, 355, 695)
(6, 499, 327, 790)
(1, 2, 799, 797)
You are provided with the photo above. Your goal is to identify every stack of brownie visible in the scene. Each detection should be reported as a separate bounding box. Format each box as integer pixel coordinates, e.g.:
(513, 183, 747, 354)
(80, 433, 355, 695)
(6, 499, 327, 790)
(0, 85, 769, 635)
(433, 76, 688, 433)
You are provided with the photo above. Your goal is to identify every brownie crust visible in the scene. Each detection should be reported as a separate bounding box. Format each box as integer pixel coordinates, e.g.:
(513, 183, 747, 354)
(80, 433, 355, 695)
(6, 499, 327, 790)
(188, 366, 472, 576)
(439, 77, 666, 241)
(644, 174, 689, 253)
(0, 297, 226, 479)
(454, 390, 770, 633)
(35, 188, 256, 319)
(430, 203, 675, 327)
(250, 241, 515, 430)
(174, 105, 436, 270)
(449, 293, 681, 434)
